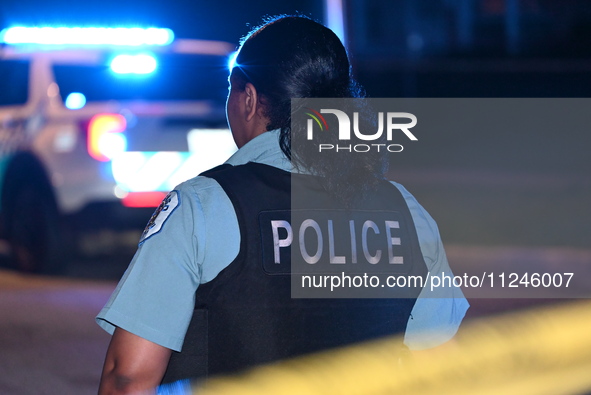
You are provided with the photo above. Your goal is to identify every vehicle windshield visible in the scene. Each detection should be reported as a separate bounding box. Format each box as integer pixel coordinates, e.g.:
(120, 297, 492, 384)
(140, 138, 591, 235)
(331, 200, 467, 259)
(53, 52, 229, 104)
(0, 60, 29, 106)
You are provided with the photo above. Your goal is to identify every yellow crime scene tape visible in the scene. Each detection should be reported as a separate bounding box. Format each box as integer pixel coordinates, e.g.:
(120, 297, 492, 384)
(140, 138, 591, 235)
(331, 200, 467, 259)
(191, 300, 591, 395)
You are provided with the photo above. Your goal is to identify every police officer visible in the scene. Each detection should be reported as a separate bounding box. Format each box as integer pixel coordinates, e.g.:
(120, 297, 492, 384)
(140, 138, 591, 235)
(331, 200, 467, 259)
(97, 15, 468, 394)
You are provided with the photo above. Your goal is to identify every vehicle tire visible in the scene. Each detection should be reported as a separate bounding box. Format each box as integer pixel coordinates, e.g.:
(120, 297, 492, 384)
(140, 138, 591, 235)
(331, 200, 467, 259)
(1, 152, 65, 274)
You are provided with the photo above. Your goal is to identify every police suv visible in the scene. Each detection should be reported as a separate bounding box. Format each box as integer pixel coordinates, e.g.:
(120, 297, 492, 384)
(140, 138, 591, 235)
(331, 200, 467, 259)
(0, 26, 237, 273)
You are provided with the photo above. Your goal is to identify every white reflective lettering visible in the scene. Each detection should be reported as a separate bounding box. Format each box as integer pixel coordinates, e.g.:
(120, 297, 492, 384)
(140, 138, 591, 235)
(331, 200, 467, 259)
(385, 220, 403, 264)
(299, 219, 323, 264)
(349, 220, 357, 264)
(328, 220, 346, 264)
(271, 220, 293, 264)
(361, 220, 382, 264)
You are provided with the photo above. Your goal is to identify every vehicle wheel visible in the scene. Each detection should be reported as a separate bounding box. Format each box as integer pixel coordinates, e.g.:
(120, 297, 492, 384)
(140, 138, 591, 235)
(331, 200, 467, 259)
(1, 152, 65, 274)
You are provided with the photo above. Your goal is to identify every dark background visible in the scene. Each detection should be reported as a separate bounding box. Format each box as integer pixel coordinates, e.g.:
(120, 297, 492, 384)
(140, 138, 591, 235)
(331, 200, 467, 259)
(3, 0, 591, 96)
(2, 0, 590, 250)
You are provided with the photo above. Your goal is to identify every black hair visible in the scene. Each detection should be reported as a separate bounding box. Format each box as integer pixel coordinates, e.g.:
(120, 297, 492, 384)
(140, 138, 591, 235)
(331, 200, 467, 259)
(231, 15, 387, 206)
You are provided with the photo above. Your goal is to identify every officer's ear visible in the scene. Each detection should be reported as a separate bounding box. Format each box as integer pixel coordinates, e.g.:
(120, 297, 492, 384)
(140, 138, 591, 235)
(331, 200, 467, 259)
(243, 82, 262, 122)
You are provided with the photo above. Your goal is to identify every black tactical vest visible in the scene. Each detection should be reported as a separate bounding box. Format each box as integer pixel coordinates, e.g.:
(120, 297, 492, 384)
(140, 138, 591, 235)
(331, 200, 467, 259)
(161, 162, 428, 383)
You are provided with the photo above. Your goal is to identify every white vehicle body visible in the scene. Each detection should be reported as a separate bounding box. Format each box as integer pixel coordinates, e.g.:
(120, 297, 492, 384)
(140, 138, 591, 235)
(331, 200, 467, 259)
(0, 28, 238, 272)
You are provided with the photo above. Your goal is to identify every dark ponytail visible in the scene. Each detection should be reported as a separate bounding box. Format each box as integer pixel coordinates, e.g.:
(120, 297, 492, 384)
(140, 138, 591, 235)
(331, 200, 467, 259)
(232, 15, 387, 206)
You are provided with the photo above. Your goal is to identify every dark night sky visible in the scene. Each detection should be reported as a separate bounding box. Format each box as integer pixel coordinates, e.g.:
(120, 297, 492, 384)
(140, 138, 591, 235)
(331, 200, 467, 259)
(2, 0, 590, 249)
(0, 0, 323, 45)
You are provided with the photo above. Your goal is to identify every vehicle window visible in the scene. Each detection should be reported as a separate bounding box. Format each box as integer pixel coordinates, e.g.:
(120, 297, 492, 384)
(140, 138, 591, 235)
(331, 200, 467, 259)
(53, 53, 229, 104)
(0, 60, 29, 106)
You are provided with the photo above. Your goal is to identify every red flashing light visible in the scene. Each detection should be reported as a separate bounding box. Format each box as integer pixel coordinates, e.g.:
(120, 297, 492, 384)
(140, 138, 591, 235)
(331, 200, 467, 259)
(121, 191, 168, 208)
(88, 113, 127, 161)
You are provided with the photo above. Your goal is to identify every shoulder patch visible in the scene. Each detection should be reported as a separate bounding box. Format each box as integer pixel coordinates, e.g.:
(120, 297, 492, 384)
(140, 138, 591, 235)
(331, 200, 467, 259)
(139, 190, 181, 245)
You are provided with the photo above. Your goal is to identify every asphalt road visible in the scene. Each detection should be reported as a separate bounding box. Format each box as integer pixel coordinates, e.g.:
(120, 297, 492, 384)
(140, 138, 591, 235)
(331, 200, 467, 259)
(0, 269, 116, 395)
(0, 244, 589, 395)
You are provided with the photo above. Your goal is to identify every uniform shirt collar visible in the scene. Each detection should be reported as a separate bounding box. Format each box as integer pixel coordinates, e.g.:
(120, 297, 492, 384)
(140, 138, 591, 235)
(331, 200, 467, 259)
(225, 129, 292, 172)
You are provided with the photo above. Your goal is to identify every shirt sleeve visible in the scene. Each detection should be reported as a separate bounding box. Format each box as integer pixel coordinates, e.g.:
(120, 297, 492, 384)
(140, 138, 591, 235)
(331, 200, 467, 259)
(95, 178, 240, 351)
(391, 182, 470, 350)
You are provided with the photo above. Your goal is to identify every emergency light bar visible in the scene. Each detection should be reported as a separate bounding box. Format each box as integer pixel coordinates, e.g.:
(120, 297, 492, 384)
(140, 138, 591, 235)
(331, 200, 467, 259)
(0, 26, 174, 46)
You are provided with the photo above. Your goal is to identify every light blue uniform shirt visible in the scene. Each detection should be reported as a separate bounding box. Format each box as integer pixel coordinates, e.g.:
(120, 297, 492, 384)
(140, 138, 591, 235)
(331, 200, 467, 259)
(96, 129, 468, 351)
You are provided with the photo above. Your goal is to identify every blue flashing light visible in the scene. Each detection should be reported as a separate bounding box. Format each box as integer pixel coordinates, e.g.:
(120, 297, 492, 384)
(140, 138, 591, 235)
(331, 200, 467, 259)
(65, 92, 86, 109)
(110, 54, 157, 75)
(227, 50, 239, 71)
(0, 26, 174, 46)
(325, 0, 347, 47)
